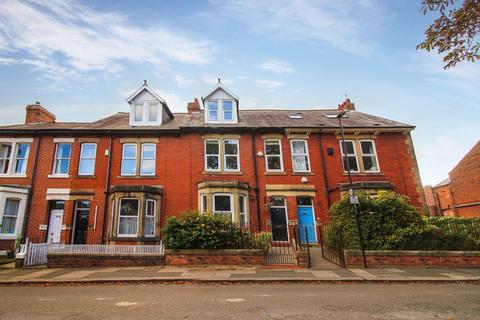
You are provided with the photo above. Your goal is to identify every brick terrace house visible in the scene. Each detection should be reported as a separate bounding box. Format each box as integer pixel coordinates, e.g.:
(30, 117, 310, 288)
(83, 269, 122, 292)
(424, 141, 480, 218)
(0, 81, 426, 253)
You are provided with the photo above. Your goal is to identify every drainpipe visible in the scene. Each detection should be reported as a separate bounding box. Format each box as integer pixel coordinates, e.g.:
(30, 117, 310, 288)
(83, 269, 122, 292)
(21, 133, 42, 244)
(251, 129, 262, 231)
(318, 130, 331, 209)
(101, 132, 113, 244)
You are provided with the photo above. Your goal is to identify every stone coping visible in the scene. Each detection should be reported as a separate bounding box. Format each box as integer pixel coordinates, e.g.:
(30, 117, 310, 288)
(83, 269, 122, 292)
(344, 250, 480, 256)
(166, 249, 263, 255)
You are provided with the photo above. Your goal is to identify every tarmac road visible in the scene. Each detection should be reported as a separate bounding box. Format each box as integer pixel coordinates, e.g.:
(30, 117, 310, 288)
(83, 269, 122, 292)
(0, 283, 478, 319)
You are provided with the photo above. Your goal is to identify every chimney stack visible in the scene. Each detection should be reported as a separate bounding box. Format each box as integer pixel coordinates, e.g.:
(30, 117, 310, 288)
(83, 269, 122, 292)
(187, 98, 201, 114)
(25, 102, 56, 124)
(338, 98, 356, 111)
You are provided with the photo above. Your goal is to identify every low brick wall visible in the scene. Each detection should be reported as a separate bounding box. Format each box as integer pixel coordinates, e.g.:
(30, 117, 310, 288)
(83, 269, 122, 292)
(165, 249, 265, 266)
(345, 250, 480, 267)
(47, 253, 165, 268)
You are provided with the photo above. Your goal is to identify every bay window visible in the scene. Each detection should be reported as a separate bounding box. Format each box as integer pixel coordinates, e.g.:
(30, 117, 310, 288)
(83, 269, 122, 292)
(291, 140, 310, 172)
(144, 199, 156, 237)
(265, 140, 283, 172)
(239, 195, 247, 228)
(118, 198, 139, 236)
(213, 194, 233, 222)
(200, 194, 207, 213)
(78, 143, 96, 175)
(53, 143, 72, 175)
(0, 198, 19, 234)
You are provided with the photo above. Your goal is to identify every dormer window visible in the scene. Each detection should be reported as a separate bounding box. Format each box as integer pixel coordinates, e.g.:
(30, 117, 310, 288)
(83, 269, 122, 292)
(126, 80, 174, 127)
(202, 79, 239, 124)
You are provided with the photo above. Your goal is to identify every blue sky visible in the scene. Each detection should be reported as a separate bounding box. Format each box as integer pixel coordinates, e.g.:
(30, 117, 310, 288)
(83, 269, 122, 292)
(0, 0, 478, 185)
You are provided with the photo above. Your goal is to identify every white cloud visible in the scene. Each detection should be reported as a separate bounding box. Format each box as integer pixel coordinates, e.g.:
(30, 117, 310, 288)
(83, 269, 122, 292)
(258, 59, 293, 74)
(213, 0, 385, 55)
(0, 0, 215, 83)
(255, 80, 284, 90)
(174, 75, 196, 88)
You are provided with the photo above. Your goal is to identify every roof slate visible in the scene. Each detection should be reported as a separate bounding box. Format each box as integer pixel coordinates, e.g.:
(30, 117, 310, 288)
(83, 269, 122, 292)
(0, 109, 414, 132)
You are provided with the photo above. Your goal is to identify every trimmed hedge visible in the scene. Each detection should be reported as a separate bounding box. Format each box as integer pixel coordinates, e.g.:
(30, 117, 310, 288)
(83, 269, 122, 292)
(328, 191, 480, 251)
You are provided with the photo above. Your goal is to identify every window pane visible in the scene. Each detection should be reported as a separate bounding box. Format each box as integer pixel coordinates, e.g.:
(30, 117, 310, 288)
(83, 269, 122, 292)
(119, 217, 137, 235)
(208, 101, 218, 110)
(292, 141, 306, 154)
(141, 159, 155, 175)
(360, 141, 373, 154)
(297, 197, 312, 206)
(341, 141, 355, 155)
(57, 144, 71, 158)
(208, 101, 218, 120)
(223, 111, 233, 120)
(206, 141, 219, 154)
(209, 111, 218, 121)
(224, 140, 238, 155)
(239, 196, 245, 213)
(146, 200, 155, 216)
(223, 100, 232, 110)
(1, 199, 19, 234)
(16, 144, 29, 158)
(206, 156, 219, 170)
(79, 159, 95, 175)
(81, 144, 96, 158)
(214, 195, 231, 212)
(142, 144, 155, 158)
(265, 142, 280, 155)
(270, 197, 285, 207)
(225, 156, 238, 170)
(77, 200, 90, 209)
(267, 156, 281, 170)
(363, 156, 378, 171)
(0, 144, 11, 174)
(343, 156, 359, 171)
(123, 145, 137, 158)
(14, 159, 26, 174)
(120, 199, 139, 217)
(144, 217, 155, 236)
(135, 105, 143, 121)
(122, 159, 136, 175)
(149, 104, 158, 121)
(293, 155, 308, 171)
(201, 195, 207, 213)
(56, 159, 70, 174)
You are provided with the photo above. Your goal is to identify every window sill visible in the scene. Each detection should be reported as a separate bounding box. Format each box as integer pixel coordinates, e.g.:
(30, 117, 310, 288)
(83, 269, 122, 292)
(0, 234, 17, 240)
(116, 175, 158, 179)
(75, 175, 96, 179)
(264, 172, 287, 176)
(48, 174, 70, 179)
(0, 174, 27, 178)
(203, 171, 243, 175)
(343, 172, 384, 176)
(292, 172, 314, 176)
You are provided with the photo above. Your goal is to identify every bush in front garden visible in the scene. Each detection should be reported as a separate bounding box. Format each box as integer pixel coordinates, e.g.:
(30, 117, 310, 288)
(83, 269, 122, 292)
(328, 191, 480, 251)
(162, 211, 268, 250)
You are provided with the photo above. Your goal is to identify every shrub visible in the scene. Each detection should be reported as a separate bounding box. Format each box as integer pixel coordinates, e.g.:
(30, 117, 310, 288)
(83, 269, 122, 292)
(162, 211, 266, 250)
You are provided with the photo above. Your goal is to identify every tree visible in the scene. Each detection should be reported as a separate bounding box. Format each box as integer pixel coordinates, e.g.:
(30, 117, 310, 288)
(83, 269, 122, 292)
(417, 0, 480, 69)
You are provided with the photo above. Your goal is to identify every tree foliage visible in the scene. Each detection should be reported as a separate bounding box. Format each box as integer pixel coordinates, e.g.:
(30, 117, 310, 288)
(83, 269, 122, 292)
(417, 0, 480, 69)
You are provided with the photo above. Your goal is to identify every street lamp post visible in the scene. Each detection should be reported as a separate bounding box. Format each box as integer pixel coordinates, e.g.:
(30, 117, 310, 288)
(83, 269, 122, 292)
(337, 110, 368, 268)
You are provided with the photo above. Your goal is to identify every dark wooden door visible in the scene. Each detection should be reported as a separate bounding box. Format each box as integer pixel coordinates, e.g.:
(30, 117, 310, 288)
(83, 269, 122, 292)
(270, 207, 288, 241)
(73, 212, 89, 244)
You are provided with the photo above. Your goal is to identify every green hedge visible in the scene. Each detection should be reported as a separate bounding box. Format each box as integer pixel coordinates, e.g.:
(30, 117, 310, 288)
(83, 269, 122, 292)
(162, 211, 271, 250)
(327, 191, 480, 251)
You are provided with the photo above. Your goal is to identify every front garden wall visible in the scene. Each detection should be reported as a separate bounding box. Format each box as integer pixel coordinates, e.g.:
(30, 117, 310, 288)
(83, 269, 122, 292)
(345, 250, 480, 267)
(48, 253, 165, 268)
(165, 249, 264, 266)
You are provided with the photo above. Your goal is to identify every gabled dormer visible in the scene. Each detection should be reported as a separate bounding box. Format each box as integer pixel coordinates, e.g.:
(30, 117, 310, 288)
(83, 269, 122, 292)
(202, 79, 239, 124)
(126, 80, 174, 126)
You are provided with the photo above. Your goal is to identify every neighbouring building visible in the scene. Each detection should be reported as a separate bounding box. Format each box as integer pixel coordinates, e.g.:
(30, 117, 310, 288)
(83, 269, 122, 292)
(0, 81, 426, 253)
(424, 141, 480, 218)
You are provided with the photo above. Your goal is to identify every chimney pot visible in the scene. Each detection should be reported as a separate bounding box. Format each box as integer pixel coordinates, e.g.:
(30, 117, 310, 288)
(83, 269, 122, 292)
(187, 98, 201, 114)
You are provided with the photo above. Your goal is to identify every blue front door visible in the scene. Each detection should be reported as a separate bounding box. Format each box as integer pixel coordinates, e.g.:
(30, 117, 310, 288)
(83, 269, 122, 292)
(298, 206, 317, 243)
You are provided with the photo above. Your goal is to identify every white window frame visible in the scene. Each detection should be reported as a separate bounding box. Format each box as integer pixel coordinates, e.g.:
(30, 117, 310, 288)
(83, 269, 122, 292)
(339, 140, 360, 173)
(121, 143, 138, 176)
(0, 143, 12, 175)
(134, 104, 143, 122)
(204, 139, 221, 172)
(78, 143, 97, 176)
(222, 99, 234, 122)
(359, 139, 380, 172)
(206, 100, 219, 122)
(290, 139, 311, 173)
(264, 139, 284, 172)
(140, 143, 156, 176)
(200, 194, 207, 213)
(0, 139, 32, 177)
(206, 99, 237, 123)
(0, 187, 28, 240)
(223, 139, 240, 172)
(0, 198, 20, 235)
(212, 193, 234, 222)
(148, 104, 158, 122)
(239, 194, 248, 228)
(117, 198, 139, 237)
(144, 199, 156, 237)
(52, 143, 72, 176)
(13, 143, 30, 175)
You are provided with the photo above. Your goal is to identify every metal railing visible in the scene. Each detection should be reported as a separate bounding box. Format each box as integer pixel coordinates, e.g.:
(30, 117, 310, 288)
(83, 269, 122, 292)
(49, 243, 165, 255)
(319, 224, 345, 268)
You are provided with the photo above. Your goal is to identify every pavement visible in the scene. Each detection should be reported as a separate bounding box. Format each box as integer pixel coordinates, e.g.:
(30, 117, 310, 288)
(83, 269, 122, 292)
(0, 262, 479, 284)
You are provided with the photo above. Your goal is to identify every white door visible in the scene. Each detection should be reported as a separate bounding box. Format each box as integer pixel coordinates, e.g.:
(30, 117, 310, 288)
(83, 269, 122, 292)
(48, 209, 64, 244)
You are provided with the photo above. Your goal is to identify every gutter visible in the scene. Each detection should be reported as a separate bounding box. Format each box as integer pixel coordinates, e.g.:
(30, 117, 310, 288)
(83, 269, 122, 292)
(101, 132, 113, 244)
(318, 130, 331, 209)
(251, 128, 262, 230)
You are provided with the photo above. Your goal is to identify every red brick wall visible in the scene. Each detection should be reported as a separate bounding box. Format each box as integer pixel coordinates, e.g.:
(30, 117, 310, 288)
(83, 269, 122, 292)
(449, 141, 480, 218)
(345, 251, 480, 267)
(434, 184, 455, 216)
(165, 249, 264, 266)
(47, 253, 164, 268)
